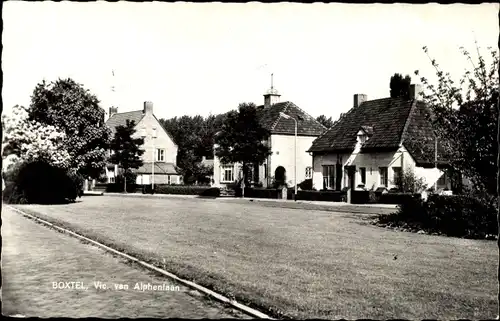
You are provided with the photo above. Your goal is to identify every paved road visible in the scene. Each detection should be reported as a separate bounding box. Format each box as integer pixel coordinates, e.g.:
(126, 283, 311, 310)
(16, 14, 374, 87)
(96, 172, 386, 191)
(1, 206, 248, 318)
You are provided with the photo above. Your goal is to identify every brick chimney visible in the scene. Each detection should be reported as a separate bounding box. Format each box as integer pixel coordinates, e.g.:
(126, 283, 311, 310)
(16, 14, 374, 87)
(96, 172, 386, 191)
(143, 101, 153, 114)
(353, 94, 367, 108)
(109, 106, 118, 118)
(409, 84, 423, 101)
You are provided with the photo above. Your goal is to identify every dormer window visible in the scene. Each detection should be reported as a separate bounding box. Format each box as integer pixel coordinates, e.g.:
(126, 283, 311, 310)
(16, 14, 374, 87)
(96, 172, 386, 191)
(357, 125, 373, 144)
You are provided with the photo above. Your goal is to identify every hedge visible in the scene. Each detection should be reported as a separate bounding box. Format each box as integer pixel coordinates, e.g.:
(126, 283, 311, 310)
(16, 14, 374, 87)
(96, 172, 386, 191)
(296, 190, 345, 202)
(142, 184, 220, 197)
(2, 161, 83, 204)
(378, 192, 422, 205)
(379, 193, 498, 239)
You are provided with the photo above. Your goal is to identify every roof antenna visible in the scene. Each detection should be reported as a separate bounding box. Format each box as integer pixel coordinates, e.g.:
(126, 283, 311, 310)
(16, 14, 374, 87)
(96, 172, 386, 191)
(271, 73, 274, 90)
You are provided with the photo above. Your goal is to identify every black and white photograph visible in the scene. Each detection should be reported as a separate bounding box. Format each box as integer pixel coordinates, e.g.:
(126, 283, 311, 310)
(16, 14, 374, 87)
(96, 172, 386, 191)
(1, 1, 499, 319)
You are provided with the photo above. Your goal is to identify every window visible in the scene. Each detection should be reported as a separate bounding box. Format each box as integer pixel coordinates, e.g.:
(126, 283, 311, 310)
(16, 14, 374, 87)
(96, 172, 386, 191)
(167, 175, 171, 185)
(393, 167, 402, 185)
(358, 134, 367, 144)
(221, 165, 234, 183)
(109, 176, 115, 183)
(359, 167, 366, 184)
(322, 165, 335, 189)
(379, 167, 388, 187)
(305, 166, 313, 179)
(156, 149, 165, 162)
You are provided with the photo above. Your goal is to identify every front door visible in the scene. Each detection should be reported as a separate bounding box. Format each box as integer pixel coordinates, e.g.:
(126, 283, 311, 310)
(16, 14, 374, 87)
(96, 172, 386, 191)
(346, 165, 356, 189)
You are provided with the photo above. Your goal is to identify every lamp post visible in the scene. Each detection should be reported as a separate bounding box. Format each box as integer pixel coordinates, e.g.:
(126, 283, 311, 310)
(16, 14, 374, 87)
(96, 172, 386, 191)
(141, 127, 157, 193)
(152, 127, 157, 191)
(279, 112, 297, 199)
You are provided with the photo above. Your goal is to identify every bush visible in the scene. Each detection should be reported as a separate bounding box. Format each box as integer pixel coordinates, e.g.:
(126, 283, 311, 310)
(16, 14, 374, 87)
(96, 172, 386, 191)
(3, 181, 28, 204)
(143, 184, 217, 196)
(425, 194, 497, 238)
(3, 161, 81, 204)
(298, 179, 312, 191)
(351, 190, 370, 204)
(379, 193, 422, 205)
(378, 193, 497, 239)
(296, 190, 345, 202)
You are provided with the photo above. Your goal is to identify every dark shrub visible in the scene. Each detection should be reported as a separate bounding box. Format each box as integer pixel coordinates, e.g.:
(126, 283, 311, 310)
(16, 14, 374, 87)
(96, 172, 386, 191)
(379, 193, 422, 205)
(150, 184, 215, 196)
(3, 181, 28, 204)
(296, 190, 345, 202)
(199, 187, 221, 197)
(298, 179, 312, 191)
(378, 193, 497, 239)
(351, 190, 370, 204)
(4, 161, 80, 204)
(425, 194, 497, 238)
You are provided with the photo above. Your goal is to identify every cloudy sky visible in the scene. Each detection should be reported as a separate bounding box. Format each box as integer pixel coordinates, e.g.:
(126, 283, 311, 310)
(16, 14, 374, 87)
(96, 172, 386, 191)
(2, 2, 498, 121)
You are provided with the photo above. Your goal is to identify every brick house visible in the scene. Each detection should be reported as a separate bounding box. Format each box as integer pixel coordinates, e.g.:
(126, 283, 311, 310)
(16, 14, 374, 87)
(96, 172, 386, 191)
(105, 101, 180, 185)
(212, 87, 326, 188)
(307, 84, 453, 192)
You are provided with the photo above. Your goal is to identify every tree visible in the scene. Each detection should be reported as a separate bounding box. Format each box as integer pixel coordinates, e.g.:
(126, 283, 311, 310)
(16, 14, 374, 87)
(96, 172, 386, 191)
(415, 44, 498, 198)
(316, 115, 335, 129)
(214, 103, 272, 195)
(415, 42, 499, 315)
(109, 120, 145, 192)
(2, 104, 71, 169)
(159, 113, 227, 184)
(390, 73, 412, 99)
(28, 78, 112, 179)
(391, 167, 428, 193)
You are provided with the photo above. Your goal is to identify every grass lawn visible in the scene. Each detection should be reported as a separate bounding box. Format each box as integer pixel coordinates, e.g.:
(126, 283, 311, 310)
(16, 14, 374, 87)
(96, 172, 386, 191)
(1, 206, 246, 318)
(12, 195, 498, 319)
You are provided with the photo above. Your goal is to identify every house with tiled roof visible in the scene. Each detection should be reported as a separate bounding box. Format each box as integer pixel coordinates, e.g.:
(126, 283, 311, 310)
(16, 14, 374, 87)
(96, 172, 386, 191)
(213, 85, 327, 188)
(104, 101, 180, 185)
(307, 84, 452, 192)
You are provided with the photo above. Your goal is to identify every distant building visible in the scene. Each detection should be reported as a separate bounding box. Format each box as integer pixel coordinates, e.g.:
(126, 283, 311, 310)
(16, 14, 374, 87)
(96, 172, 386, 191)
(212, 84, 326, 189)
(307, 84, 454, 192)
(104, 101, 180, 186)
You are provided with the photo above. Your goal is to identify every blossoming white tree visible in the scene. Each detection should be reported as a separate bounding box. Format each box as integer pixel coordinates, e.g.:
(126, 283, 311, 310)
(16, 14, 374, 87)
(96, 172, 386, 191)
(2, 104, 71, 170)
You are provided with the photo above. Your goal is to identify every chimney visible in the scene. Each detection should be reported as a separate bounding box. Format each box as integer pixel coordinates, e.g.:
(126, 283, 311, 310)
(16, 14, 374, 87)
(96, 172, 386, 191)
(409, 84, 423, 101)
(143, 101, 153, 114)
(353, 94, 367, 108)
(109, 106, 118, 118)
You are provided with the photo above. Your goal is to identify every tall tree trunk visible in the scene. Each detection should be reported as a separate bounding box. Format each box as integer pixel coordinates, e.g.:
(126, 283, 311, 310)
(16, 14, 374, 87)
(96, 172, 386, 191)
(124, 174, 127, 194)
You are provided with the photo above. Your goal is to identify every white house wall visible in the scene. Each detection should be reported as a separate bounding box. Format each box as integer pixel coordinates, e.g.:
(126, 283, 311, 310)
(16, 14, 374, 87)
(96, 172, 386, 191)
(133, 114, 178, 164)
(312, 145, 449, 191)
(269, 134, 316, 186)
(212, 134, 317, 188)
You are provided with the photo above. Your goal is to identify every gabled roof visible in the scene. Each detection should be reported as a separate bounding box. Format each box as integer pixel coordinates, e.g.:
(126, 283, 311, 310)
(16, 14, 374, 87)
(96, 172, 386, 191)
(308, 97, 448, 166)
(106, 111, 145, 136)
(257, 101, 326, 136)
(105, 110, 177, 146)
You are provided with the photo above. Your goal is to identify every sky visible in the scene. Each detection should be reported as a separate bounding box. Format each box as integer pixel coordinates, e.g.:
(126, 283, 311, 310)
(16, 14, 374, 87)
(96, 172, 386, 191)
(2, 2, 498, 122)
